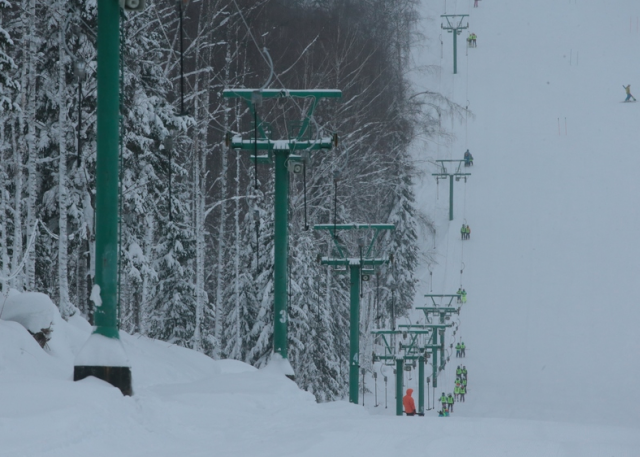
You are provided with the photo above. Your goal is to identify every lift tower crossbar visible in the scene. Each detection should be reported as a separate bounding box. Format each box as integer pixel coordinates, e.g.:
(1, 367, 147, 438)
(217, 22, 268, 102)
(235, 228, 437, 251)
(441, 14, 469, 74)
(432, 160, 471, 221)
(316, 223, 394, 404)
(424, 293, 462, 307)
(224, 89, 341, 377)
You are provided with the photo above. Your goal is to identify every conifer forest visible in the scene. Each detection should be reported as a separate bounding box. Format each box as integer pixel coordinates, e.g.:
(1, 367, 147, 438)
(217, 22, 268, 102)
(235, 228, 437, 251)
(0, 0, 457, 400)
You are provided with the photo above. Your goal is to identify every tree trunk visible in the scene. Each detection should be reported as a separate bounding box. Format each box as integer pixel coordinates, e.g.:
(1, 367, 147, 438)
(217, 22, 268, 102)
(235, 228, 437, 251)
(139, 214, 153, 335)
(214, 39, 233, 359)
(10, 121, 22, 291)
(57, 24, 72, 319)
(24, 0, 38, 291)
(234, 146, 241, 354)
(0, 123, 8, 295)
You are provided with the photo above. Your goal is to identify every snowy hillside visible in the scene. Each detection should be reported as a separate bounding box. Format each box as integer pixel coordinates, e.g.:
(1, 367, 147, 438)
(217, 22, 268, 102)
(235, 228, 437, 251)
(2, 0, 640, 455)
(410, 0, 640, 428)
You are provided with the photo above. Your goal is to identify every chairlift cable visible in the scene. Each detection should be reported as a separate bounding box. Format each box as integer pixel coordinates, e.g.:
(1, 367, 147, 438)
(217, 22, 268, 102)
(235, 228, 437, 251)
(231, 0, 327, 143)
(177, 0, 189, 116)
(254, 208, 260, 272)
(303, 160, 309, 230)
(253, 107, 258, 189)
(333, 171, 339, 236)
(359, 244, 363, 298)
(465, 44, 470, 149)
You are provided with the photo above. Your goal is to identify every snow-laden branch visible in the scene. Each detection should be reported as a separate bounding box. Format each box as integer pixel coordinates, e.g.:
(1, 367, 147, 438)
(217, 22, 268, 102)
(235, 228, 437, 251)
(203, 195, 257, 219)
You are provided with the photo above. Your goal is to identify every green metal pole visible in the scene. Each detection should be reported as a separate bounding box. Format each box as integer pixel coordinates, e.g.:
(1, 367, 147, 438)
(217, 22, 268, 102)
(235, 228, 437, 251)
(449, 174, 454, 221)
(396, 358, 404, 416)
(273, 150, 289, 362)
(418, 355, 424, 414)
(439, 318, 446, 368)
(73, 0, 132, 396)
(349, 264, 361, 404)
(432, 332, 438, 388)
(453, 30, 458, 74)
(93, 0, 120, 339)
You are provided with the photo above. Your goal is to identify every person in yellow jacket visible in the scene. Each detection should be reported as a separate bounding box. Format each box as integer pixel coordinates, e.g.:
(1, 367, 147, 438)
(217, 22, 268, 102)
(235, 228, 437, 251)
(447, 393, 455, 412)
(439, 392, 448, 410)
(624, 85, 636, 102)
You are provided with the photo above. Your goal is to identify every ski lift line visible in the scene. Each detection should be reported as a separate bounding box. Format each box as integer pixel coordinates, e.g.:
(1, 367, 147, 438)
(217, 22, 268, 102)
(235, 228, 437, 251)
(230, 0, 272, 79)
(228, 0, 332, 142)
(440, 218, 450, 301)
(465, 42, 470, 148)
(227, 7, 305, 132)
(260, 48, 275, 91)
(459, 204, 465, 281)
(0, 219, 40, 282)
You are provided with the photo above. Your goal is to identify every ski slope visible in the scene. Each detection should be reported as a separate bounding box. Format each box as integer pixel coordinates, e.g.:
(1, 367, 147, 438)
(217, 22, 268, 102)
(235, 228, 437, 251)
(411, 0, 640, 427)
(2, 1, 640, 456)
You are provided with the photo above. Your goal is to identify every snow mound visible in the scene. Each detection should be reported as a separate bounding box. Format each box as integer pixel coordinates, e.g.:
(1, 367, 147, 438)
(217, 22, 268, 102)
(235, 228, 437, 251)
(0, 292, 58, 347)
(75, 332, 131, 367)
(262, 352, 295, 377)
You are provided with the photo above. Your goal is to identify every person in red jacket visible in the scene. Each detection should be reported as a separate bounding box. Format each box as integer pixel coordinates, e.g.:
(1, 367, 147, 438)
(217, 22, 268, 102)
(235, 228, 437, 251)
(403, 388, 417, 416)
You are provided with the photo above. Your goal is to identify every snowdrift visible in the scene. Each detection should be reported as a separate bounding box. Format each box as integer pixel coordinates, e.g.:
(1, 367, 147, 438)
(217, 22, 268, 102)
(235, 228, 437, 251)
(0, 289, 638, 457)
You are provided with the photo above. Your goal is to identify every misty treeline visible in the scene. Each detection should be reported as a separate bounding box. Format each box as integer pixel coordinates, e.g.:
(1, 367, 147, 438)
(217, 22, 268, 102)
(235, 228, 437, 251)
(0, 0, 450, 400)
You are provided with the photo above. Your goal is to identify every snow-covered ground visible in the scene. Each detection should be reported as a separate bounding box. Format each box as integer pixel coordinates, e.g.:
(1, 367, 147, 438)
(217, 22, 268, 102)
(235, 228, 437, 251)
(411, 0, 640, 426)
(2, 0, 640, 455)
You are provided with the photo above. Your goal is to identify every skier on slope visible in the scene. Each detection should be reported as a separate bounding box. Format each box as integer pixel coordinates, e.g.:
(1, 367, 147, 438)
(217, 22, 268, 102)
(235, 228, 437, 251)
(439, 392, 448, 410)
(624, 85, 636, 102)
(447, 393, 455, 412)
(403, 388, 417, 416)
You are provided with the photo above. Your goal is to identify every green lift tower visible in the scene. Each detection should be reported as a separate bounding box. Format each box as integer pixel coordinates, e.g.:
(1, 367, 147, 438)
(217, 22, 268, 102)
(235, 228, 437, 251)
(224, 89, 341, 378)
(372, 328, 442, 416)
(441, 14, 469, 75)
(432, 159, 471, 221)
(315, 223, 394, 404)
(73, 0, 146, 396)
